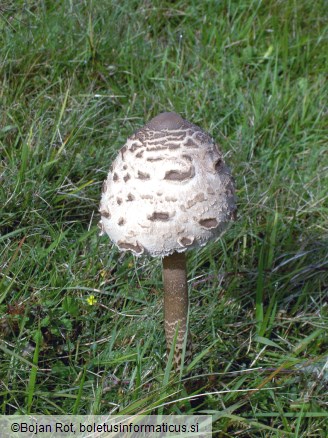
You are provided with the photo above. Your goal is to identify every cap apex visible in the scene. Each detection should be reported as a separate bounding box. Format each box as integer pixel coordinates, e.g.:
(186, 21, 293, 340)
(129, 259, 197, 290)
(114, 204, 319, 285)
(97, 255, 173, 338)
(146, 112, 187, 131)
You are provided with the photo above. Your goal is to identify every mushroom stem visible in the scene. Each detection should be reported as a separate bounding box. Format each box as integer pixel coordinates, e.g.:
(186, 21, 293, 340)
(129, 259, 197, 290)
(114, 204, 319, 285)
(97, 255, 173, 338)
(162, 251, 190, 369)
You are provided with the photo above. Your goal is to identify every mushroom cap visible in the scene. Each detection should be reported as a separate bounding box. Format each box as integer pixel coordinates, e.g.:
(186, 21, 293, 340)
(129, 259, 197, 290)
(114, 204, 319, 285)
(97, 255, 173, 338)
(99, 112, 236, 257)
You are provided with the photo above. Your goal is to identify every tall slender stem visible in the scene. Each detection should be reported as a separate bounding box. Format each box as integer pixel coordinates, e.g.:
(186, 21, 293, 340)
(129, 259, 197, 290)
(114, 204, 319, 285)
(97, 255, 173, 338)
(162, 252, 190, 369)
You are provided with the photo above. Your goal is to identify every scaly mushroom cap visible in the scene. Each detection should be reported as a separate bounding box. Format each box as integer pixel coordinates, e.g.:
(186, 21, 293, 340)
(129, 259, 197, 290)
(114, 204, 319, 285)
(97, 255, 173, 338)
(99, 112, 236, 257)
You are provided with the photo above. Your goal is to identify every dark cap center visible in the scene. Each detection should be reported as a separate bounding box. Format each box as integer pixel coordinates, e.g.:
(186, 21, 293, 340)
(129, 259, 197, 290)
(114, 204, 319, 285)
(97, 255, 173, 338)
(146, 112, 187, 131)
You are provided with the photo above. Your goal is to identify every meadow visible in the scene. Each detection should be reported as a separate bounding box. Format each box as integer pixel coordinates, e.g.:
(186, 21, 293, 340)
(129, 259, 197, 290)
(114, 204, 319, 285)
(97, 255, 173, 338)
(0, 0, 327, 435)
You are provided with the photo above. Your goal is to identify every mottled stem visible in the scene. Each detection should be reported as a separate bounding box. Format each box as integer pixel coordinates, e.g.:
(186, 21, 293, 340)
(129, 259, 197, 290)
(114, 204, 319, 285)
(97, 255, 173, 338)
(162, 252, 190, 369)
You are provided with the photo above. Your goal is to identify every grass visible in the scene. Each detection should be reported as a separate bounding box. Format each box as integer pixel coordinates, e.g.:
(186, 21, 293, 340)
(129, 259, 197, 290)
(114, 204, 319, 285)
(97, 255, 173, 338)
(0, 0, 327, 435)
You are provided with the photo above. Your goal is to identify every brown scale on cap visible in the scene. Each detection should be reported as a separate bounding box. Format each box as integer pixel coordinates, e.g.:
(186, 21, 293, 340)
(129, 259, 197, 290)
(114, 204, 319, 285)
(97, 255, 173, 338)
(137, 171, 150, 180)
(199, 218, 219, 229)
(164, 166, 195, 181)
(148, 212, 170, 221)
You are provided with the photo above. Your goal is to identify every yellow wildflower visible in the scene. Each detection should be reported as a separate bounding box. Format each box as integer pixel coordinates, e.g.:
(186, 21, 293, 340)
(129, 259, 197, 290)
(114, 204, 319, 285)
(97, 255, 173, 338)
(86, 295, 97, 306)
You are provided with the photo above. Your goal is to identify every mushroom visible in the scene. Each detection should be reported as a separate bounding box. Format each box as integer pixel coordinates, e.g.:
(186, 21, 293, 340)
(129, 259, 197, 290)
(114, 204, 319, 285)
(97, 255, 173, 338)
(99, 112, 236, 369)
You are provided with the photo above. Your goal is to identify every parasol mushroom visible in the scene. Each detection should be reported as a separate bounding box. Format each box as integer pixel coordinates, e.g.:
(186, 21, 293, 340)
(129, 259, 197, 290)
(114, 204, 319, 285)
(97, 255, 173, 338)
(99, 112, 236, 369)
